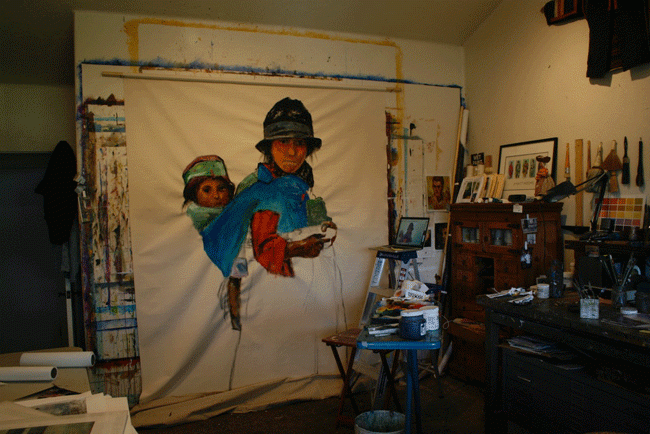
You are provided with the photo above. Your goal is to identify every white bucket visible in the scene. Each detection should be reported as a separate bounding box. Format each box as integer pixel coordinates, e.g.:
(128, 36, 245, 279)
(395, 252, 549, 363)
(354, 410, 405, 434)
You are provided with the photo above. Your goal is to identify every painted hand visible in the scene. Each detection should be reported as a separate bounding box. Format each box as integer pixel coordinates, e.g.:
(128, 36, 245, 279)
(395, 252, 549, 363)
(286, 234, 326, 258)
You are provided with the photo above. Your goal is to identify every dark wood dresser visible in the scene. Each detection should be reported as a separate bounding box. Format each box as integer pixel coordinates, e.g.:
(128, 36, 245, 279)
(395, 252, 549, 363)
(446, 202, 563, 382)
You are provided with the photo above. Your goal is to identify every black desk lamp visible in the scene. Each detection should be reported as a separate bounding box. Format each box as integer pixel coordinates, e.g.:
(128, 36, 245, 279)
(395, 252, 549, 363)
(542, 168, 610, 240)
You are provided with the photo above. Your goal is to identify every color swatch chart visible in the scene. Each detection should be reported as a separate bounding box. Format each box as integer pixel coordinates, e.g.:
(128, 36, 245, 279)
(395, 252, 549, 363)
(597, 196, 645, 232)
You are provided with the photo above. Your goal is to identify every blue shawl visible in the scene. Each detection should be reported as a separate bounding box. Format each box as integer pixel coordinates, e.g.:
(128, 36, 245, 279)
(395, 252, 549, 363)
(200, 164, 309, 276)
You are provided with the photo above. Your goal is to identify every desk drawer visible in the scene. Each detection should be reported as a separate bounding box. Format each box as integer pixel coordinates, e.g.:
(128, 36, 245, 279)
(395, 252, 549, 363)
(503, 347, 650, 434)
(503, 349, 570, 399)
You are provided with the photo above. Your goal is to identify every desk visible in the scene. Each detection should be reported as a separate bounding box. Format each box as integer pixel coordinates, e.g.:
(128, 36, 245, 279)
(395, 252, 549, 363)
(478, 293, 650, 433)
(357, 330, 441, 434)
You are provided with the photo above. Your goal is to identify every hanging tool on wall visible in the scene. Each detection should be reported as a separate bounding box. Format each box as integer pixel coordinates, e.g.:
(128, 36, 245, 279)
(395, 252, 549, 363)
(564, 142, 571, 181)
(637, 137, 645, 187)
(575, 139, 584, 227)
(586, 141, 602, 192)
(621, 136, 630, 184)
(602, 140, 622, 192)
(586, 140, 592, 179)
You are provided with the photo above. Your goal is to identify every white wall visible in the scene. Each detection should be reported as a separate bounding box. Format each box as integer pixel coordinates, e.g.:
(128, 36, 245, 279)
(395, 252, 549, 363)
(465, 0, 649, 235)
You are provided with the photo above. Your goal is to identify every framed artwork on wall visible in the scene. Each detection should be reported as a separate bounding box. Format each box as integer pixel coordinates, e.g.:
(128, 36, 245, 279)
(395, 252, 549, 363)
(498, 138, 557, 199)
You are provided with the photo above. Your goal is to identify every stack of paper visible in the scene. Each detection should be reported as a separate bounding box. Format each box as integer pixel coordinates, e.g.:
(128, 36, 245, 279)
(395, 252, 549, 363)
(0, 392, 137, 433)
(507, 335, 556, 352)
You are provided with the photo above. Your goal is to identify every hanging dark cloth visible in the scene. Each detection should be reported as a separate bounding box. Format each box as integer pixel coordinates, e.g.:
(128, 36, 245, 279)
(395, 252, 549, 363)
(586, 0, 650, 78)
(35, 141, 78, 244)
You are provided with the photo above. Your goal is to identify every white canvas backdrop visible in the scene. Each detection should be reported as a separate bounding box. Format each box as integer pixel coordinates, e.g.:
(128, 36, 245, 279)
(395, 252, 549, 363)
(124, 78, 389, 403)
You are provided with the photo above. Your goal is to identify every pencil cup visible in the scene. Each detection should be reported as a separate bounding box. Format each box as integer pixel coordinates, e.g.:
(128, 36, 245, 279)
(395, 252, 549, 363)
(580, 298, 599, 319)
(537, 283, 550, 299)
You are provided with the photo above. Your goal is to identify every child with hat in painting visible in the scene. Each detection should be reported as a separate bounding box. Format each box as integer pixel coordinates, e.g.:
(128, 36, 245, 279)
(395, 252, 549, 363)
(183, 155, 235, 231)
(182, 155, 245, 330)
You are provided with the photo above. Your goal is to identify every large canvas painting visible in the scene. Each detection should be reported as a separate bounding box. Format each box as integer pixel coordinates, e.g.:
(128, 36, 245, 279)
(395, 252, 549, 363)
(124, 79, 388, 402)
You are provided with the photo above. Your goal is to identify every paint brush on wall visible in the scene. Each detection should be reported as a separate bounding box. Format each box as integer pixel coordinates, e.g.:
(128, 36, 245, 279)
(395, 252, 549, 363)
(586, 142, 603, 192)
(564, 142, 570, 181)
(621, 136, 630, 185)
(602, 140, 622, 193)
(586, 140, 592, 179)
(637, 137, 645, 187)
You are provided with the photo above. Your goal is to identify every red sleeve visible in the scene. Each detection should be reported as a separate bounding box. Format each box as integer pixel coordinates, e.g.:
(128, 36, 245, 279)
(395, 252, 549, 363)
(251, 210, 294, 277)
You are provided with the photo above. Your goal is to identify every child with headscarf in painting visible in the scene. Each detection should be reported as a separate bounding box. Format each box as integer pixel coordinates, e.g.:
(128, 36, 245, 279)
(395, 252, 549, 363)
(182, 155, 245, 330)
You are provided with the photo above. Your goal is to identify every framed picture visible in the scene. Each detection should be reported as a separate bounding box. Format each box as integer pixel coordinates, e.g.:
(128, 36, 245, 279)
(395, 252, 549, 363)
(434, 223, 447, 250)
(498, 138, 557, 199)
(426, 175, 452, 211)
(456, 175, 486, 203)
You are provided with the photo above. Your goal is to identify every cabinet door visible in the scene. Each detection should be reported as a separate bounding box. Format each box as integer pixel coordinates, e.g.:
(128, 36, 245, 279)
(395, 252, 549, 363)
(483, 220, 522, 254)
(451, 219, 482, 252)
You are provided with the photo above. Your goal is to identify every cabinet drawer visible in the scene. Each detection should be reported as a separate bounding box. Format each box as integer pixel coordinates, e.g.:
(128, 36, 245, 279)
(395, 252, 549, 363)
(494, 273, 522, 292)
(453, 269, 477, 289)
(503, 347, 650, 434)
(494, 259, 519, 274)
(503, 350, 570, 397)
(454, 254, 474, 269)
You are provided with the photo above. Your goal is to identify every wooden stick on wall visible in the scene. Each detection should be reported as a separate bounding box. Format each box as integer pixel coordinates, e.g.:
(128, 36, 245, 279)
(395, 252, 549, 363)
(437, 106, 465, 282)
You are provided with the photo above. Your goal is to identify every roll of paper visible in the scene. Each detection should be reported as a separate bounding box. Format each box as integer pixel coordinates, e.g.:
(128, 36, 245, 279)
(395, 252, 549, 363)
(0, 366, 57, 382)
(20, 351, 95, 368)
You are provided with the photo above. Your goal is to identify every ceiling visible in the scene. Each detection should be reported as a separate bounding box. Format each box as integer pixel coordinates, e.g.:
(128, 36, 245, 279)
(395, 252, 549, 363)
(2, 0, 503, 85)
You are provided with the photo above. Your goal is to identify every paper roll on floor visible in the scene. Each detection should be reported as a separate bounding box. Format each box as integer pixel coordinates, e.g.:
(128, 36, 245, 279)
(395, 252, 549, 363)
(0, 366, 58, 382)
(20, 351, 95, 368)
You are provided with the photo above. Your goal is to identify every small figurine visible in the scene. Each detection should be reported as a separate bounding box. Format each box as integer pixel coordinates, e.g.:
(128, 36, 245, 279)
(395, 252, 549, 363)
(534, 155, 555, 196)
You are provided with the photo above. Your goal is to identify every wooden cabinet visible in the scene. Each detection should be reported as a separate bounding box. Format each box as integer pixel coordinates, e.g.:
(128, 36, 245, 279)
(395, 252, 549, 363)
(449, 202, 563, 322)
(446, 202, 563, 383)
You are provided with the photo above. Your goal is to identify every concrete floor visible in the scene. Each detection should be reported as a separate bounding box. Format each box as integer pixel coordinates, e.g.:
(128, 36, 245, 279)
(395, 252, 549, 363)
(137, 373, 485, 434)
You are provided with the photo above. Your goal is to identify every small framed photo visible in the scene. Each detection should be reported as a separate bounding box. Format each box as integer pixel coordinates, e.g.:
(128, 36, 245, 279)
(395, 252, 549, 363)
(434, 223, 448, 250)
(482, 174, 496, 199)
(456, 175, 486, 203)
(426, 175, 452, 211)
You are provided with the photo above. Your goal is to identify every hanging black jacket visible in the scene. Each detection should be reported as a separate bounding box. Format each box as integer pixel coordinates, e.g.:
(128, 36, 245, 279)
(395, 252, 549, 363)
(586, 0, 650, 78)
(35, 141, 78, 244)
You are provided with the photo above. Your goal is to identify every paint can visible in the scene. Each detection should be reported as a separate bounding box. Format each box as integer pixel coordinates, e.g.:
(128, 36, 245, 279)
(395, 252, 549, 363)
(354, 410, 405, 434)
(399, 310, 425, 340)
(419, 305, 439, 341)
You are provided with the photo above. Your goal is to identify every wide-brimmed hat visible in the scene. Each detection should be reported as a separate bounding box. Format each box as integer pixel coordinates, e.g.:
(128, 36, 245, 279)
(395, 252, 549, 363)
(182, 155, 233, 188)
(255, 97, 322, 155)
